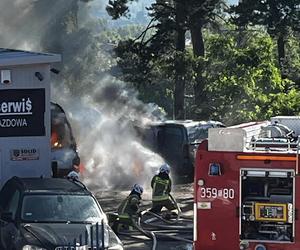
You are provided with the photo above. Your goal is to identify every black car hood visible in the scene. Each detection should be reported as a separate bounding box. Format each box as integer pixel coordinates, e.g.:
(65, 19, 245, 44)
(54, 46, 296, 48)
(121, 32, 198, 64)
(22, 222, 102, 248)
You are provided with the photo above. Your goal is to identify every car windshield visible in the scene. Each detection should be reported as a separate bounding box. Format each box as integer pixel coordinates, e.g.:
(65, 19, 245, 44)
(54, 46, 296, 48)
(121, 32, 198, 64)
(21, 194, 104, 223)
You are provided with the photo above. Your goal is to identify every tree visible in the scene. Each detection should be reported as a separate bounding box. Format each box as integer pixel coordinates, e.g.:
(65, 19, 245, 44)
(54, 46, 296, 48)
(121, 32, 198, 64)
(202, 30, 300, 124)
(230, 0, 300, 77)
(107, 0, 189, 119)
(184, 0, 226, 119)
(106, 0, 226, 119)
(283, 34, 300, 86)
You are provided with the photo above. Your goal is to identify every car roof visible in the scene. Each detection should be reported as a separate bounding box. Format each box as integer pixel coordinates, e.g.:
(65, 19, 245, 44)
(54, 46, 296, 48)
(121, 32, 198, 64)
(7, 177, 90, 194)
(149, 120, 225, 128)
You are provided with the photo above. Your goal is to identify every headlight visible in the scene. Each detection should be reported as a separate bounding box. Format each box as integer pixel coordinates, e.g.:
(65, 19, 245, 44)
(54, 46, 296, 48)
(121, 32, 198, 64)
(104, 224, 123, 250)
(23, 246, 46, 250)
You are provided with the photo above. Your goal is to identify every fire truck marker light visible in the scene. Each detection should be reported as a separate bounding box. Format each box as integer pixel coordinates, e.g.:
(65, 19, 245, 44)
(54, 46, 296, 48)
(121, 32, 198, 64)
(193, 203, 197, 241)
(268, 171, 288, 177)
(239, 241, 249, 250)
(237, 155, 296, 161)
(211, 232, 216, 241)
(197, 202, 211, 209)
(208, 163, 221, 176)
(198, 179, 205, 186)
(245, 170, 266, 177)
(244, 170, 290, 178)
(288, 203, 293, 223)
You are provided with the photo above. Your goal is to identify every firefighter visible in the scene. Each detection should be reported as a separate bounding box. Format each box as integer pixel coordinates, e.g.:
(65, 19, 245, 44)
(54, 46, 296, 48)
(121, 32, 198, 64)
(115, 184, 143, 232)
(149, 163, 177, 217)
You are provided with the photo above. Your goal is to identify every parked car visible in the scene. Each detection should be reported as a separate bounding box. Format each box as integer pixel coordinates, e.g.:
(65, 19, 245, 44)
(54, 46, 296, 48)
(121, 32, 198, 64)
(0, 177, 123, 250)
(138, 120, 225, 178)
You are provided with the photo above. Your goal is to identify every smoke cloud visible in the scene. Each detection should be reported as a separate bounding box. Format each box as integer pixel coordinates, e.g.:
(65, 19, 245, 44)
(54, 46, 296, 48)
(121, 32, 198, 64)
(0, 0, 94, 50)
(52, 78, 165, 190)
(0, 0, 165, 189)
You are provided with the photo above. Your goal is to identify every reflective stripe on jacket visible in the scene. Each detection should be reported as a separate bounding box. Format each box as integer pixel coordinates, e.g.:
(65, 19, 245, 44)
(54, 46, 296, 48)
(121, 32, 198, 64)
(117, 193, 140, 218)
(151, 175, 171, 201)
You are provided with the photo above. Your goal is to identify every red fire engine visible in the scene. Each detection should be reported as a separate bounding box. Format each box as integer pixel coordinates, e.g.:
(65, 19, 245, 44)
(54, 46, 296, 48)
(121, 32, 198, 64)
(194, 116, 300, 250)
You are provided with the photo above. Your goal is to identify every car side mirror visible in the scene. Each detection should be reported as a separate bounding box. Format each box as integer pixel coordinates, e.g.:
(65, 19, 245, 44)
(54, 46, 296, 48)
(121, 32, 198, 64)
(1, 212, 13, 222)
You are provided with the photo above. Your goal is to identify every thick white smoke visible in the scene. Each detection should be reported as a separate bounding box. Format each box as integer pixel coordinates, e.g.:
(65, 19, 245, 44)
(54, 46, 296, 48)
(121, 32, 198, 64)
(52, 77, 165, 190)
(0, 0, 91, 50)
(0, 0, 166, 190)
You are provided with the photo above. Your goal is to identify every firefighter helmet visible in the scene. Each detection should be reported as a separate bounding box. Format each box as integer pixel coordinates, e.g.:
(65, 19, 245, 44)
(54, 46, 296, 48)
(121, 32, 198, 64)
(132, 184, 144, 195)
(159, 163, 170, 174)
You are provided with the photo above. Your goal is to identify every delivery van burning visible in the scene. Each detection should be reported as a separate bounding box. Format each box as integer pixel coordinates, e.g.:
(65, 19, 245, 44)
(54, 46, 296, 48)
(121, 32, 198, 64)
(51, 102, 81, 178)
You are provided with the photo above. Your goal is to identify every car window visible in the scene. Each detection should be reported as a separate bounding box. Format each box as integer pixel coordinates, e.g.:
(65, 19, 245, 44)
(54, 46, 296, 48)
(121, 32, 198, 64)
(5, 190, 20, 220)
(187, 125, 212, 143)
(21, 194, 104, 222)
(158, 127, 184, 148)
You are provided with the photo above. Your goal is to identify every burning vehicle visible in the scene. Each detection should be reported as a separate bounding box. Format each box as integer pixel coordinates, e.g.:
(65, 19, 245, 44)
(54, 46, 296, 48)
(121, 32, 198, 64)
(138, 120, 225, 178)
(51, 102, 81, 178)
(0, 177, 123, 250)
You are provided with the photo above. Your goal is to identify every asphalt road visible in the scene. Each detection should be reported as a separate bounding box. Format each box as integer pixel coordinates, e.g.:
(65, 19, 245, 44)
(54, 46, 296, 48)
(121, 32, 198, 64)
(94, 183, 194, 250)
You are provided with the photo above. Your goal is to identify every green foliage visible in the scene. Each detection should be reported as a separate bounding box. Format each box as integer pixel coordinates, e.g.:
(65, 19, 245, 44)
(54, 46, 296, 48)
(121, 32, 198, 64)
(283, 34, 300, 85)
(112, 38, 179, 116)
(106, 0, 134, 19)
(230, 0, 300, 74)
(230, 0, 300, 36)
(106, 0, 227, 119)
(202, 31, 300, 125)
(105, 0, 300, 124)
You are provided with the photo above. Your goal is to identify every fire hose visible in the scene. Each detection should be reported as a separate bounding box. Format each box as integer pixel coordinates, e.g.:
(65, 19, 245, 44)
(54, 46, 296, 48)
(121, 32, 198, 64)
(142, 210, 193, 228)
(169, 193, 182, 217)
(111, 194, 193, 250)
(118, 221, 192, 250)
(141, 194, 192, 226)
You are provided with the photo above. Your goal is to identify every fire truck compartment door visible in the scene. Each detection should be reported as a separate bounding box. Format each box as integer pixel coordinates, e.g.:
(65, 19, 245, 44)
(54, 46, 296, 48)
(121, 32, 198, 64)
(240, 168, 295, 243)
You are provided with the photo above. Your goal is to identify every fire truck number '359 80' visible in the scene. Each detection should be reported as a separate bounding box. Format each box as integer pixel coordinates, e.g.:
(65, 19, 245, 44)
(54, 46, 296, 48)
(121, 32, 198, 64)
(200, 187, 235, 199)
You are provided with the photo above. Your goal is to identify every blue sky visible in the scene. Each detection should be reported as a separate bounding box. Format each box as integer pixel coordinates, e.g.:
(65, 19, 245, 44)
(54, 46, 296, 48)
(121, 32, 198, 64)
(90, 0, 240, 19)
(229, 0, 239, 5)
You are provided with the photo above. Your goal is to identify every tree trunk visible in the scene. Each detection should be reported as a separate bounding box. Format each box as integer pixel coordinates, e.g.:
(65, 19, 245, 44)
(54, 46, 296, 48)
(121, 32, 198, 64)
(191, 23, 204, 58)
(173, 1, 186, 119)
(191, 22, 209, 119)
(277, 34, 286, 78)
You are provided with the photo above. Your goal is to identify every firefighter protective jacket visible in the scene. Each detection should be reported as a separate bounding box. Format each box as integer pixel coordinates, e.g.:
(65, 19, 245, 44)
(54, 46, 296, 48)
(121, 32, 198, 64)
(151, 173, 171, 201)
(117, 193, 141, 219)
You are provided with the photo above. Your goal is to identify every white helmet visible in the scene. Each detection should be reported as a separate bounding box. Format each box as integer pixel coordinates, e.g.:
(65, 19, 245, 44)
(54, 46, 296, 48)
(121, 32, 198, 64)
(159, 163, 170, 174)
(132, 184, 144, 195)
(67, 170, 80, 180)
